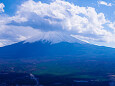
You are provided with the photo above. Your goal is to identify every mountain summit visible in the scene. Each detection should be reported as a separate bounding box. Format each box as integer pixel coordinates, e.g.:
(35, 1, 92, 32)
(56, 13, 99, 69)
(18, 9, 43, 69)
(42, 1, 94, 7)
(0, 41, 115, 59)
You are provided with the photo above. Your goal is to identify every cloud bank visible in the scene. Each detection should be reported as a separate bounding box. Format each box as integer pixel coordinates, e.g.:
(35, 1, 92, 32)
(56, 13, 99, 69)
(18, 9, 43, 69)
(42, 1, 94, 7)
(0, 0, 115, 47)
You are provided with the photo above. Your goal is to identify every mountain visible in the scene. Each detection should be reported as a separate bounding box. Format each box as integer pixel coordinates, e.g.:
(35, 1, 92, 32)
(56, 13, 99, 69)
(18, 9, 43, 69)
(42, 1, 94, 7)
(0, 41, 115, 59)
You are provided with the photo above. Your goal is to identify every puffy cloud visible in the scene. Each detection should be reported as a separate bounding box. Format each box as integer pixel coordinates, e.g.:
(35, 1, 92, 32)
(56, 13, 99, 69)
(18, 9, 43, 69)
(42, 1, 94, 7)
(13, 0, 111, 42)
(0, 0, 115, 47)
(0, 3, 5, 13)
(98, 1, 112, 6)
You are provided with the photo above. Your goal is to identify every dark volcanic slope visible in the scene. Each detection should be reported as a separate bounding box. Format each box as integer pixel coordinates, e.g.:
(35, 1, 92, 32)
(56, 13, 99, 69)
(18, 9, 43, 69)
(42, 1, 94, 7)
(0, 41, 115, 58)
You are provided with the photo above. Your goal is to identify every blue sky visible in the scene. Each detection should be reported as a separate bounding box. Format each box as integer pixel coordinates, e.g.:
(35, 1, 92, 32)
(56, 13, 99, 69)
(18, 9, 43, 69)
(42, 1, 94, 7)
(0, 0, 114, 20)
(0, 0, 115, 47)
(0, 0, 51, 15)
(0, 0, 114, 17)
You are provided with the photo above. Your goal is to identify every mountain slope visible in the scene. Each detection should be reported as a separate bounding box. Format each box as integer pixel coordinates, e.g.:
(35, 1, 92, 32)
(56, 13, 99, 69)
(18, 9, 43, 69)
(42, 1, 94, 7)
(0, 41, 115, 59)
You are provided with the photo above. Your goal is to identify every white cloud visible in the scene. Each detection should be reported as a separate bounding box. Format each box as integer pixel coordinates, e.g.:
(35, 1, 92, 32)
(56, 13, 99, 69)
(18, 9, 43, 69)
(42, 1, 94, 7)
(0, 25, 40, 47)
(17, 0, 107, 34)
(98, 1, 112, 6)
(0, 3, 5, 13)
(108, 22, 115, 32)
(0, 0, 115, 47)
(14, 0, 111, 42)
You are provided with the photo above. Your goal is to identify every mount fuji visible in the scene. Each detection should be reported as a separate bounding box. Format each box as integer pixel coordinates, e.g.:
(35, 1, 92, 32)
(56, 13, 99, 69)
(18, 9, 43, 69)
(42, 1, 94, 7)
(0, 37, 115, 59)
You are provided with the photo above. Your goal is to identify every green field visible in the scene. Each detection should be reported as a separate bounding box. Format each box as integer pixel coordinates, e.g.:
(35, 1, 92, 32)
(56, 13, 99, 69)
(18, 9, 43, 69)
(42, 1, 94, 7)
(0, 56, 114, 81)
